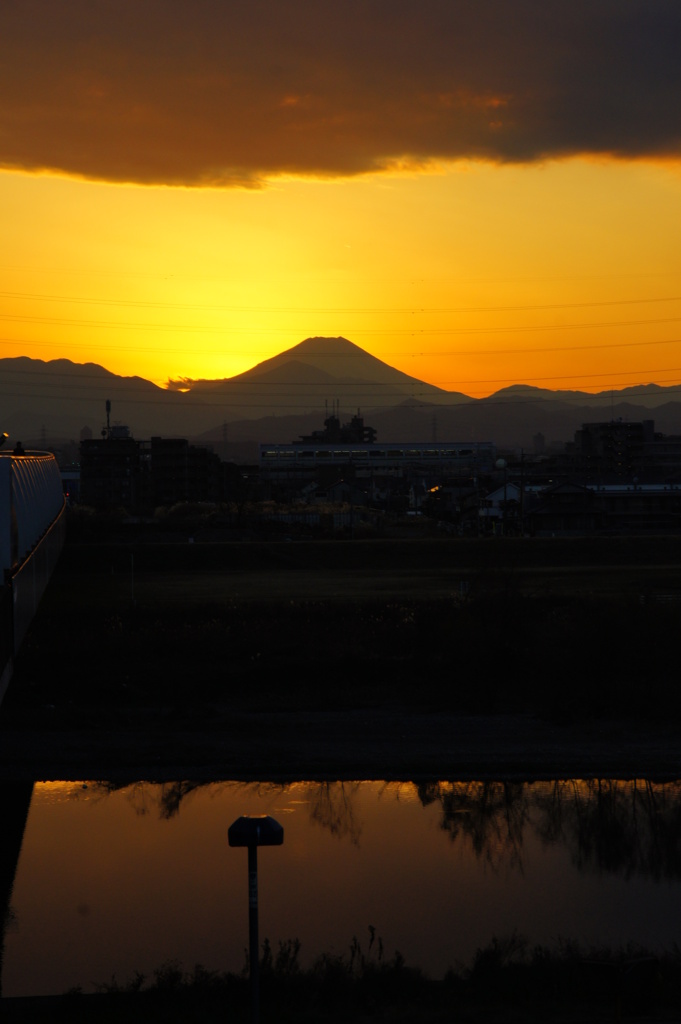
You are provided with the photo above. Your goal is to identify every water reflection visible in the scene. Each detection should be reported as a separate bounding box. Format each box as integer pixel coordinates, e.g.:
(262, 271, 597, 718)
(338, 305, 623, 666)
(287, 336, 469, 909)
(231, 781, 367, 846)
(93, 780, 231, 820)
(3, 778, 681, 997)
(84, 778, 681, 880)
(93, 780, 367, 841)
(418, 781, 529, 871)
(417, 780, 681, 880)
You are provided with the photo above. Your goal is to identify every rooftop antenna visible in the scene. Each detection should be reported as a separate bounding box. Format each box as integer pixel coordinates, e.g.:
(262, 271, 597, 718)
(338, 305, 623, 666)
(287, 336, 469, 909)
(106, 399, 111, 439)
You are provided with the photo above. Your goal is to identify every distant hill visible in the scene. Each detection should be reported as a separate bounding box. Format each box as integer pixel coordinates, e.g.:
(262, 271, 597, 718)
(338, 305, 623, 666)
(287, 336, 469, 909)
(3, 338, 681, 458)
(0, 356, 218, 445)
(490, 382, 681, 410)
(167, 336, 467, 417)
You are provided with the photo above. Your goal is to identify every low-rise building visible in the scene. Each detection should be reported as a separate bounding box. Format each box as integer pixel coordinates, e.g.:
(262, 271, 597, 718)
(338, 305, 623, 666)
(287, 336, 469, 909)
(80, 430, 229, 510)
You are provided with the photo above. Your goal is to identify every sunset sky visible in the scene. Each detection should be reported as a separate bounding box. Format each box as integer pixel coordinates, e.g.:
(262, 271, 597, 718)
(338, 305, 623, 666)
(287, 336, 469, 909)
(2, 1, 681, 398)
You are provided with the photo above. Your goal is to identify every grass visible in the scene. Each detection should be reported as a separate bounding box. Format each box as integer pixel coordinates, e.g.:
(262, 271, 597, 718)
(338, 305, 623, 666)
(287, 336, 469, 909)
(3, 932, 680, 1022)
(8, 530, 681, 723)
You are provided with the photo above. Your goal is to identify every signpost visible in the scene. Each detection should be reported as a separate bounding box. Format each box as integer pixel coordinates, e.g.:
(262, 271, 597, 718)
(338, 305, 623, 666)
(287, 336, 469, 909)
(228, 815, 284, 1024)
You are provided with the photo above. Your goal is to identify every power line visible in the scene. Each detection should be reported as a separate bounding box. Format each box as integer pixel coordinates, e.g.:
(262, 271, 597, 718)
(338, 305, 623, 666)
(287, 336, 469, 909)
(3, 312, 681, 335)
(4, 332, 681, 367)
(439, 369, 681, 387)
(2, 289, 681, 315)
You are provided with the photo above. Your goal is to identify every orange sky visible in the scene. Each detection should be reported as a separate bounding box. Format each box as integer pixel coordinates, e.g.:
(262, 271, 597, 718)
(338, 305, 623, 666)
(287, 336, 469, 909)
(2, 3, 681, 398)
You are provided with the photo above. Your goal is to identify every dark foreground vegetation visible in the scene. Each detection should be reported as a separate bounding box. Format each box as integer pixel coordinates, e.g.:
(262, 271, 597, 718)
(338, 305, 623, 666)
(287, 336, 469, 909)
(4, 530, 681, 1019)
(5, 932, 681, 1023)
(8, 530, 681, 724)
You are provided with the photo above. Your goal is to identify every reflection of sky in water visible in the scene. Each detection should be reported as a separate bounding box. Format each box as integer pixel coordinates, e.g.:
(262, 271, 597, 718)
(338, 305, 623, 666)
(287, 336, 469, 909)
(4, 780, 681, 997)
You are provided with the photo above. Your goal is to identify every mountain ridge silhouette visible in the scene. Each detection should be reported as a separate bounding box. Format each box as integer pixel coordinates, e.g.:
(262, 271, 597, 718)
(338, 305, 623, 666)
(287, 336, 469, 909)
(3, 338, 681, 456)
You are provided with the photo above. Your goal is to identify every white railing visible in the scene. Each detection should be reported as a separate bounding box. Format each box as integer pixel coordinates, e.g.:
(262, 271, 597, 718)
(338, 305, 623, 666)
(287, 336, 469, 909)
(0, 452, 65, 576)
(0, 451, 66, 705)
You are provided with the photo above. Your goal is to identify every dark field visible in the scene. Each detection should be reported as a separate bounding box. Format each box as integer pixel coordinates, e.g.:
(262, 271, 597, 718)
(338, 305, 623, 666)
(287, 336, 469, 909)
(11, 534, 681, 713)
(2, 533, 681, 779)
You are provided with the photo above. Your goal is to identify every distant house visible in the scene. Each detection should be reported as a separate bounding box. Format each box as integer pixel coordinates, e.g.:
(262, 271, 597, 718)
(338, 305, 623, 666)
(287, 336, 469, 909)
(527, 480, 681, 535)
(311, 479, 367, 506)
(409, 480, 428, 512)
(479, 482, 521, 533)
(527, 481, 599, 536)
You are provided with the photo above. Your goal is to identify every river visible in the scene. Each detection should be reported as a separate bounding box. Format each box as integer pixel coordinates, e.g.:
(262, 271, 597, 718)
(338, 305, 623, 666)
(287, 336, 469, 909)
(2, 779, 680, 997)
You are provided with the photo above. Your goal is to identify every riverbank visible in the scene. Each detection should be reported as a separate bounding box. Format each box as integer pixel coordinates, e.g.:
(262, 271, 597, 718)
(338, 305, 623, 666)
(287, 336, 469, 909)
(3, 534, 681, 782)
(3, 936, 680, 1023)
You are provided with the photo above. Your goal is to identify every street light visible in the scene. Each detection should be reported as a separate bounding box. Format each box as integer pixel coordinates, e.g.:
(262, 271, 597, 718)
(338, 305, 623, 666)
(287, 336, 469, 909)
(229, 815, 284, 1024)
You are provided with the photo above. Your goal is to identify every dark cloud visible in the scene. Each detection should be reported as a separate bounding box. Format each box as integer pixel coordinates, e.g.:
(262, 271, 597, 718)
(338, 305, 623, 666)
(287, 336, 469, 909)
(1, 1, 680, 186)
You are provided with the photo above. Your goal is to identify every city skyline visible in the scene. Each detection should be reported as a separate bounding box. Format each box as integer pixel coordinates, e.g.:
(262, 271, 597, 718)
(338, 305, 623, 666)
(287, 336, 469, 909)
(2, 2, 681, 396)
